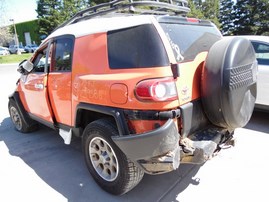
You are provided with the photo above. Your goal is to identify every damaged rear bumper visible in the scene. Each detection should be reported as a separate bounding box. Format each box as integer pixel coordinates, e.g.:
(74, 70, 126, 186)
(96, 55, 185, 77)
(112, 119, 234, 175)
(180, 127, 234, 164)
(112, 119, 180, 174)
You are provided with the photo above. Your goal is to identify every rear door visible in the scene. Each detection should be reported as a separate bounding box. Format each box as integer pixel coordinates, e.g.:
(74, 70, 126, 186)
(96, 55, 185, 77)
(19, 43, 54, 124)
(47, 36, 74, 126)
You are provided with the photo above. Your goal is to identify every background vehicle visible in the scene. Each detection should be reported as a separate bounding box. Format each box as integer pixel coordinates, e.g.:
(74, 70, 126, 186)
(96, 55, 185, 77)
(238, 36, 269, 110)
(8, 0, 257, 195)
(8, 45, 25, 54)
(0, 46, 10, 55)
(24, 44, 39, 53)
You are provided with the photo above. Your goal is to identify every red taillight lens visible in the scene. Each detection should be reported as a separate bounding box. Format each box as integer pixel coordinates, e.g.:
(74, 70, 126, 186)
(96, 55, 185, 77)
(135, 78, 178, 101)
(187, 18, 199, 23)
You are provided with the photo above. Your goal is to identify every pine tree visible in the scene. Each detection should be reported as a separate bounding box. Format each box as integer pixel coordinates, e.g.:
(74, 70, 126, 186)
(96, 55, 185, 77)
(249, 0, 269, 35)
(61, 0, 89, 22)
(36, 0, 62, 36)
(187, 0, 205, 19)
(202, 0, 220, 27)
(233, 0, 269, 35)
(219, 0, 235, 35)
(36, 0, 90, 37)
(233, 0, 253, 35)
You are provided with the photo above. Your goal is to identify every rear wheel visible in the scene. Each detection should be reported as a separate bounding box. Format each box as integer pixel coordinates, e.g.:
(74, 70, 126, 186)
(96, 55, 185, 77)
(82, 118, 144, 195)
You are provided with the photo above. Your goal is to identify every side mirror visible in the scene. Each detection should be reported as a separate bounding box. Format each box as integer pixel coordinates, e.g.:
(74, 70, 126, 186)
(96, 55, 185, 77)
(17, 59, 34, 75)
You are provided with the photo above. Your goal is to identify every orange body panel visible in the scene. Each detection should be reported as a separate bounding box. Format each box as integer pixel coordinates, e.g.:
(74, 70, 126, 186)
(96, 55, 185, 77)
(70, 33, 179, 125)
(47, 72, 72, 125)
(176, 52, 207, 105)
(18, 73, 54, 123)
(129, 119, 178, 134)
(129, 120, 167, 134)
(69, 33, 208, 127)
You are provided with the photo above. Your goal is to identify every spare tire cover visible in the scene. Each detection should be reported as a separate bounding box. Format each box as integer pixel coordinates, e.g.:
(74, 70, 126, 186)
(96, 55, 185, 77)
(202, 37, 257, 130)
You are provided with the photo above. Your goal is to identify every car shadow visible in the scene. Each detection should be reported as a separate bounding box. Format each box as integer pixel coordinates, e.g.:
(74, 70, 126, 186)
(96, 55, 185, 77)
(244, 110, 269, 134)
(0, 116, 203, 201)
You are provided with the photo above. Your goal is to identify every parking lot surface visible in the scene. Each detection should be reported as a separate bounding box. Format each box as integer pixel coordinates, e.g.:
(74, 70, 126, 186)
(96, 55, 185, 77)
(0, 64, 269, 202)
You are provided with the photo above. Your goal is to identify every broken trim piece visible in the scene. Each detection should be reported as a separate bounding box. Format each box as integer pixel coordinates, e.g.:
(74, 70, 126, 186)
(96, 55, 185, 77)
(59, 128, 72, 144)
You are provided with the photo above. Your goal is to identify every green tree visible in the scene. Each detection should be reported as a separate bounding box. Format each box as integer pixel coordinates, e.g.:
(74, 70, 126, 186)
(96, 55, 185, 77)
(187, 0, 204, 19)
(249, 0, 269, 35)
(36, 0, 90, 37)
(202, 0, 220, 27)
(233, 0, 252, 35)
(233, 0, 269, 35)
(36, 0, 63, 37)
(187, 0, 220, 27)
(219, 0, 235, 35)
(61, 0, 89, 21)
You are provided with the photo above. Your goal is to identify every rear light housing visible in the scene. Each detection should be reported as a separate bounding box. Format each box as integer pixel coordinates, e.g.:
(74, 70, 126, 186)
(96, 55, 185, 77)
(135, 78, 178, 101)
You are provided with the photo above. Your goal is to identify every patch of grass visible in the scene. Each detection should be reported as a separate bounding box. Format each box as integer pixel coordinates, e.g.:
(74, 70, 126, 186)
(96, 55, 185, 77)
(0, 53, 33, 64)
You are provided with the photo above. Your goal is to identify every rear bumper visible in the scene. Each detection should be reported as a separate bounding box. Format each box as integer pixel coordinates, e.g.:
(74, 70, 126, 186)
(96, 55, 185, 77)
(112, 119, 180, 174)
(112, 106, 235, 174)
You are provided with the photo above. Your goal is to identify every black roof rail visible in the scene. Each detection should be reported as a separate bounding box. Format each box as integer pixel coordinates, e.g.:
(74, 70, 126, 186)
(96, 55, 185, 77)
(56, 0, 190, 30)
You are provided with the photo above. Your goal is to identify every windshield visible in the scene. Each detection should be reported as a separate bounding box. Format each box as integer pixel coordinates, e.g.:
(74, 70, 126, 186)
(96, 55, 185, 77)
(160, 23, 222, 62)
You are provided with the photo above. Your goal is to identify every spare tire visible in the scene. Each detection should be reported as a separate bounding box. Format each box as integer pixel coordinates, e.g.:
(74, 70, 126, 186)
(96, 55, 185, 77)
(201, 37, 257, 130)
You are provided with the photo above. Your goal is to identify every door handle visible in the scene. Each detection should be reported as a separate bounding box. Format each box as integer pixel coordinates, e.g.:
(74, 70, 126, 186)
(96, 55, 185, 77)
(34, 83, 44, 90)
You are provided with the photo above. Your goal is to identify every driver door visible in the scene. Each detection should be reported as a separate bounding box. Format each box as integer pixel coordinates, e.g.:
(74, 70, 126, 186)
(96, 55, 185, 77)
(19, 43, 54, 125)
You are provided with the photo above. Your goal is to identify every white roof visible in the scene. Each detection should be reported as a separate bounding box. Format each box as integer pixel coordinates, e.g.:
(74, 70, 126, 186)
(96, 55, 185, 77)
(46, 15, 155, 40)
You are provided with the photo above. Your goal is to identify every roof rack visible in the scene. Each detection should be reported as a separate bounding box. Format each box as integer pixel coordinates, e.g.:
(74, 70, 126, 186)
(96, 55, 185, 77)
(57, 0, 190, 29)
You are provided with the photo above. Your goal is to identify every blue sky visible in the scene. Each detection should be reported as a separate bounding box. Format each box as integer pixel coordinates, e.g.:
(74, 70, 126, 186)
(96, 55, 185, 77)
(1, 0, 37, 26)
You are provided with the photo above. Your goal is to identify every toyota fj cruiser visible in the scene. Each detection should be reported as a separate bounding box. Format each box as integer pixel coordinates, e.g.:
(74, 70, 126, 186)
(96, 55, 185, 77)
(8, 0, 257, 195)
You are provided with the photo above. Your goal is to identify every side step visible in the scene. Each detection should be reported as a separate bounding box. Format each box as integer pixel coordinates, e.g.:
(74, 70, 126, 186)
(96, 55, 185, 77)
(59, 129, 72, 144)
(180, 127, 234, 164)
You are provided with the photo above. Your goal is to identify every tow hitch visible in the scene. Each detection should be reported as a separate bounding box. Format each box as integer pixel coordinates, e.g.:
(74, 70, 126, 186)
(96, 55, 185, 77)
(180, 127, 235, 164)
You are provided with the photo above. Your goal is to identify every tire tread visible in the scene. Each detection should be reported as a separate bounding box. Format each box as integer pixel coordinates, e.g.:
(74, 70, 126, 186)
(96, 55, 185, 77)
(82, 118, 144, 195)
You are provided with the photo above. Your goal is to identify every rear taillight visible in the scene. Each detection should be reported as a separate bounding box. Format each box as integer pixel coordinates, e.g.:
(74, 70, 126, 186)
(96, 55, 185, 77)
(135, 78, 178, 101)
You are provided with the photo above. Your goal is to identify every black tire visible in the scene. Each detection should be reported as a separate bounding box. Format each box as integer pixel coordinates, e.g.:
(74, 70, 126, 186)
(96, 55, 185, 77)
(202, 37, 257, 130)
(8, 99, 38, 133)
(82, 118, 144, 195)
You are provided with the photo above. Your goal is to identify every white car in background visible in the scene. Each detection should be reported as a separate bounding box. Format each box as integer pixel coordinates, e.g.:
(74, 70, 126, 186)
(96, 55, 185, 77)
(24, 44, 39, 53)
(0, 46, 10, 55)
(8, 45, 26, 54)
(239, 36, 269, 110)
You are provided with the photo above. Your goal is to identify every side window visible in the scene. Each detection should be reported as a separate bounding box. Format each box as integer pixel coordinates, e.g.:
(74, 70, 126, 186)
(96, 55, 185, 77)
(52, 38, 73, 72)
(251, 41, 269, 65)
(107, 24, 169, 69)
(32, 47, 48, 73)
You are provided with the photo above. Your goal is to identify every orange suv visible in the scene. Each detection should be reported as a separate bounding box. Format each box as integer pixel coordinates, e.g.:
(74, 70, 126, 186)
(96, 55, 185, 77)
(8, 0, 257, 195)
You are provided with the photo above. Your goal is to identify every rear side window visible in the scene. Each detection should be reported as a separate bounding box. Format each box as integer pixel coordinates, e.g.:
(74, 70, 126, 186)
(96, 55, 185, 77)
(52, 38, 74, 71)
(107, 24, 169, 69)
(160, 23, 222, 62)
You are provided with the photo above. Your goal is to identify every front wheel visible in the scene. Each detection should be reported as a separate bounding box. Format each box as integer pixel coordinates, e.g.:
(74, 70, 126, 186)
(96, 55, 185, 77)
(82, 119, 144, 195)
(8, 99, 38, 133)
